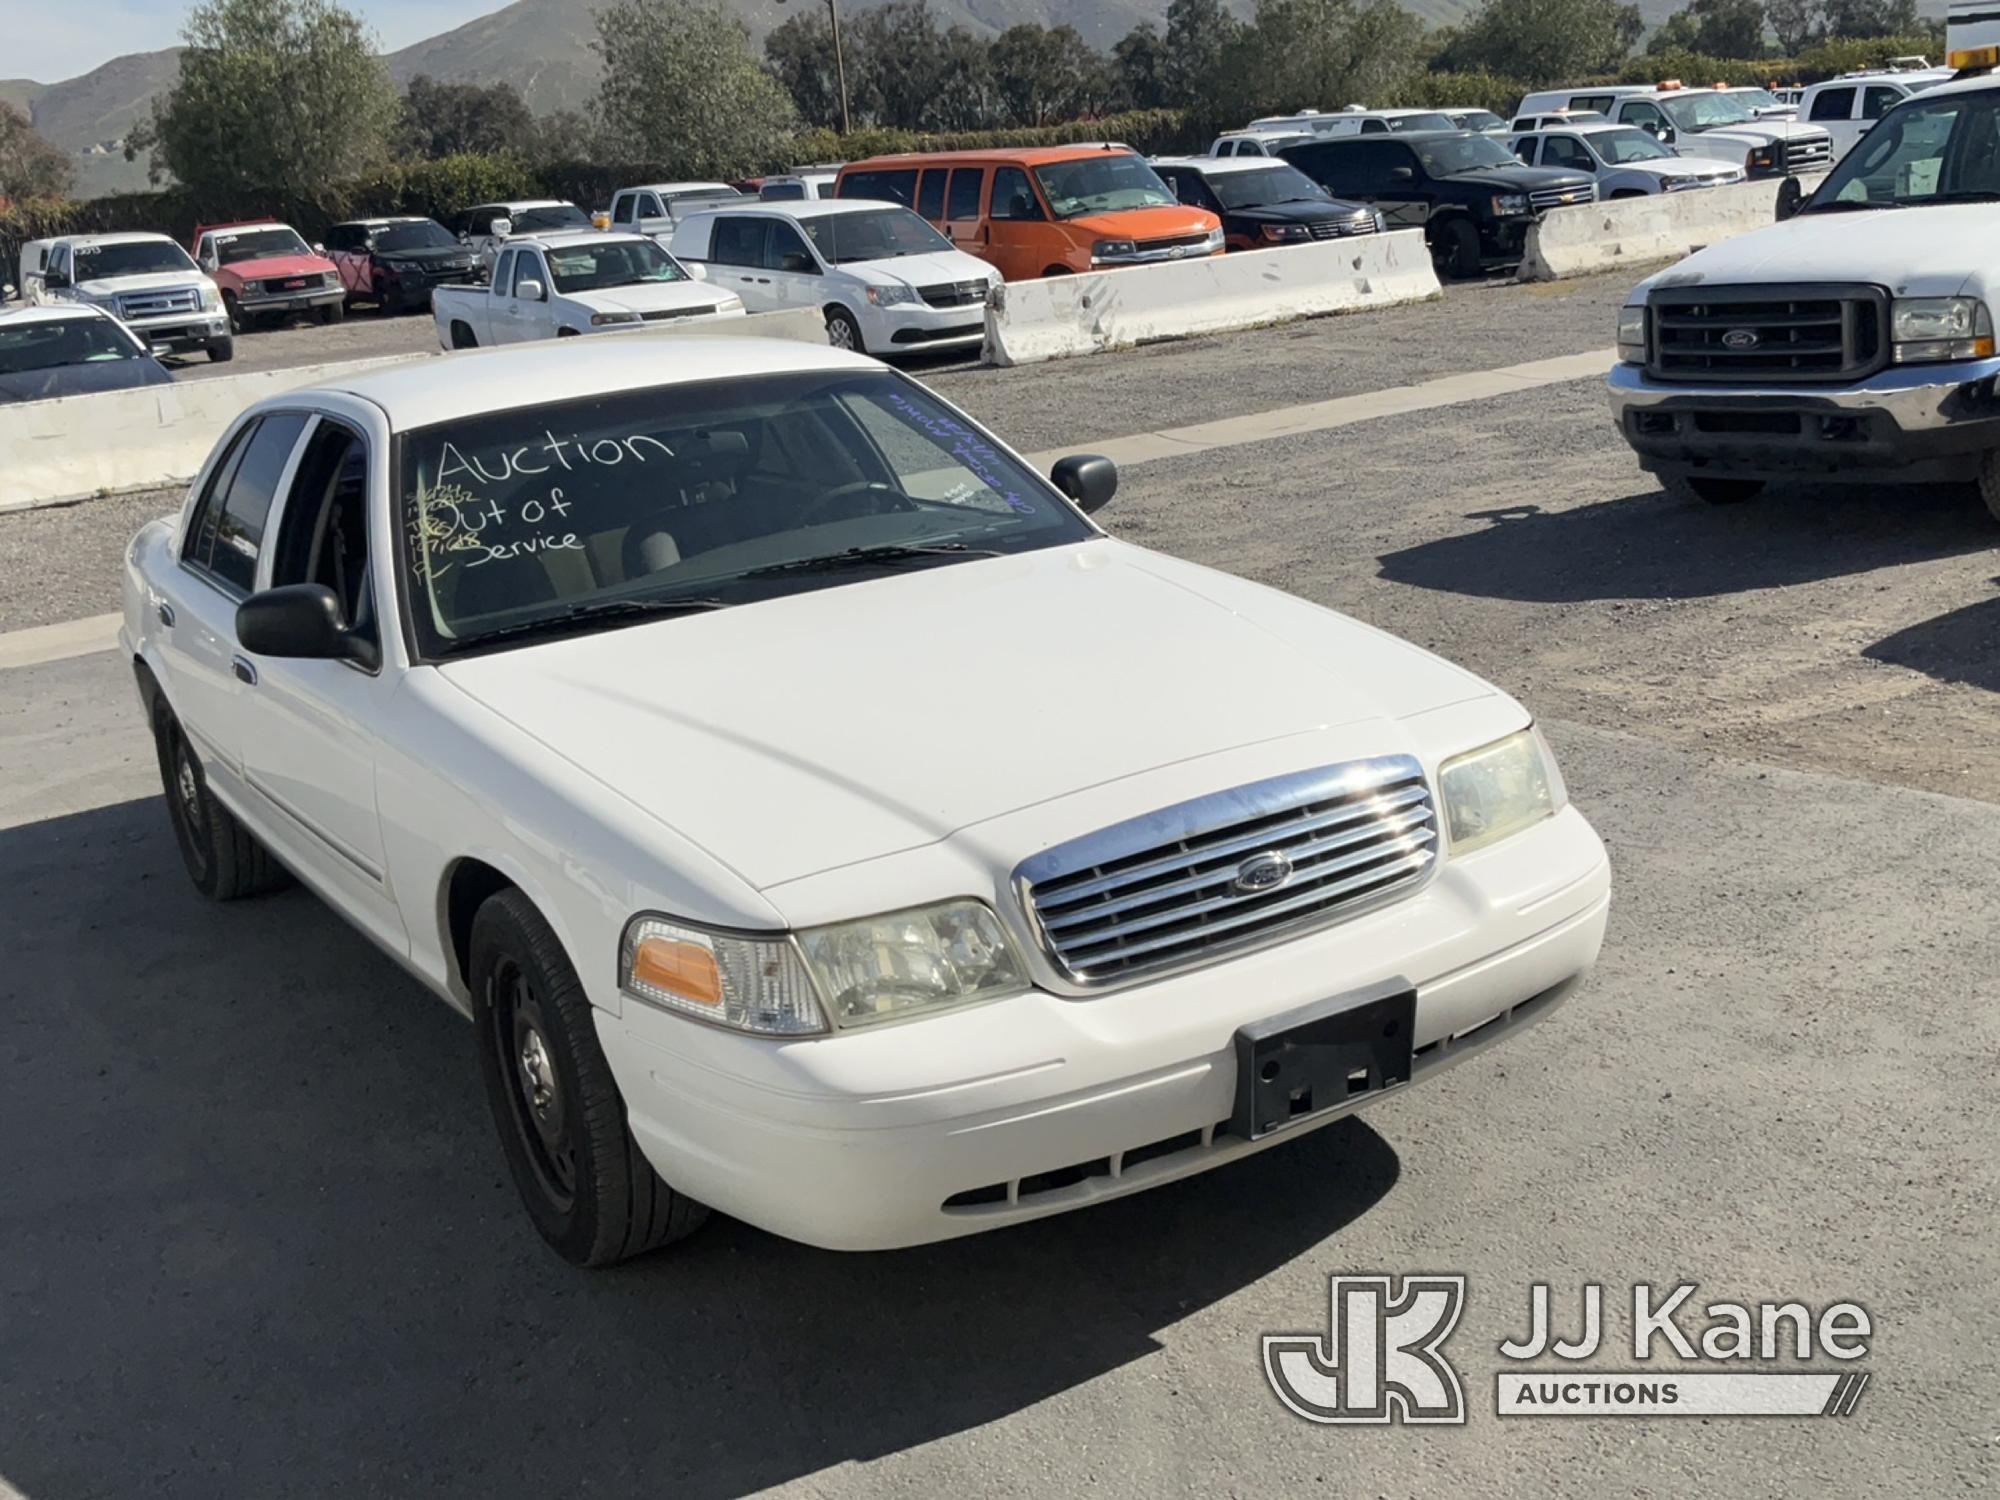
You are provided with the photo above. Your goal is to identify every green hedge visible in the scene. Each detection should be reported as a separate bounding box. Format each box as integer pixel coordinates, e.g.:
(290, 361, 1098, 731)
(1401, 70, 1529, 113)
(788, 109, 1198, 166)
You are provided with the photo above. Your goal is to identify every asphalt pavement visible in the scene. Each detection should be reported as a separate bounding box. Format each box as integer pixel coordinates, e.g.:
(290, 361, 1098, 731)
(1, 274, 1996, 1498)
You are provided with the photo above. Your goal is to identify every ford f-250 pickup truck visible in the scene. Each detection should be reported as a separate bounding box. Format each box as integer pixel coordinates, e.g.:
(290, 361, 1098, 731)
(432, 231, 743, 349)
(117, 336, 1607, 1266)
(1608, 67, 2000, 520)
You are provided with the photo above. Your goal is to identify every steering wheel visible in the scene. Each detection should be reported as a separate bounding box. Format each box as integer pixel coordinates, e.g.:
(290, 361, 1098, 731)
(795, 480, 909, 528)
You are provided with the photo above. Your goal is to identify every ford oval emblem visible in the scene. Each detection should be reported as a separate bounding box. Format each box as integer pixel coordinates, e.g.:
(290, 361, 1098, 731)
(1231, 850, 1295, 896)
(1721, 327, 1760, 350)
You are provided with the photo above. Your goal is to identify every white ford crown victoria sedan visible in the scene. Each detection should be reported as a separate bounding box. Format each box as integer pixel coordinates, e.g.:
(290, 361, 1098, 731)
(120, 339, 1610, 1265)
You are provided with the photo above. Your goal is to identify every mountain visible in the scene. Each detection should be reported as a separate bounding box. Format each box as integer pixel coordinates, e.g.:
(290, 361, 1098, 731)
(6, 48, 182, 198)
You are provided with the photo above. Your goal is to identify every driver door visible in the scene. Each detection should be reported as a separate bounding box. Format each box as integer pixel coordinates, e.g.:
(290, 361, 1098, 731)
(1368, 143, 1431, 229)
(983, 166, 1047, 281)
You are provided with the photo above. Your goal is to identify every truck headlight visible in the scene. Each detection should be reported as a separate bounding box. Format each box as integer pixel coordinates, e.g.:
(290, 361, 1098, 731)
(1617, 303, 1648, 363)
(865, 283, 919, 306)
(589, 310, 642, 326)
(241, 279, 262, 296)
(1748, 146, 1776, 171)
(798, 901, 1027, 1029)
(1439, 727, 1566, 858)
(200, 283, 221, 311)
(1092, 238, 1137, 262)
(1260, 223, 1312, 242)
(1491, 194, 1529, 216)
(620, 916, 827, 1035)
(1890, 296, 1996, 363)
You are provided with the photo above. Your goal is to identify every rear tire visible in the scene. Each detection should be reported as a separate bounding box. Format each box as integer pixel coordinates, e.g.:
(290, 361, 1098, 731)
(824, 305, 865, 353)
(150, 697, 292, 901)
(205, 337, 234, 363)
(1666, 473, 1764, 505)
(470, 889, 709, 1266)
(1431, 218, 1481, 280)
(1974, 451, 2000, 523)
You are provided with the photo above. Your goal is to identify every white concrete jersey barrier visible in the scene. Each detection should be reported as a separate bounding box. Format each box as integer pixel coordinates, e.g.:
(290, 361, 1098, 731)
(0, 310, 826, 513)
(982, 231, 1441, 367)
(1519, 178, 1784, 282)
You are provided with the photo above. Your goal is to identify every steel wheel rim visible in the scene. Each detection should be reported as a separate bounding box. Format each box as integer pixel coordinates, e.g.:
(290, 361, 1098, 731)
(490, 959, 577, 1208)
(170, 739, 211, 880)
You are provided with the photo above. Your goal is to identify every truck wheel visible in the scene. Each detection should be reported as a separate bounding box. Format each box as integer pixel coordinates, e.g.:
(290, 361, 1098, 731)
(470, 889, 709, 1266)
(223, 293, 244, 335)
(151, 698, 292, 901)
(319, 301, 344, 326)
(1666, 473, 1764, 505)
(1975, 452, 2000, 523)
(206, 337, 235, 364)
(1431, 218, 1481, 280)
(450, 321, 478, 350)
(824, 306, 866, 353)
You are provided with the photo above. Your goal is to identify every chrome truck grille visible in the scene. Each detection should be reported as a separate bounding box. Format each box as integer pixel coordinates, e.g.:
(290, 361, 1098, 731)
(1308, 212, 1380, 238)
(1784, 135, 1833, 173)
(1647, 281, 1887, 383)
(1016, 757, 1438, 986)
(1530, 184, 1595, 212)
(917, 279, 990, 308)
(115, 288, 201, 319)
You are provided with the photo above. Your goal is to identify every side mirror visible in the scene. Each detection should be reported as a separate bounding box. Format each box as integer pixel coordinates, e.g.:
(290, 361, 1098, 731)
(44, 269, 69, 289)
(1775, 175, 1804, 221)
(490, 217, 513, 238)
(1051, 453, 1118, 514)
(685, 261, 708, 281)
(515, 278, 546, 301)
(779, 251, 815, 273)
(1661, 127, 1678, 144)
(1389, 166, 1414, 180)
(312, 242, 326, 255)
(236, 584, 378, 669)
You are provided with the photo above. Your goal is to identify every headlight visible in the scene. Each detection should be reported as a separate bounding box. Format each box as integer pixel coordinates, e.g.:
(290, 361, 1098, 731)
(1663, 176, 1698, 192)
(620, 916, 826, 1035)
(1491, 194, 1529, 216)
(797, 900, 1027, 1029)
(1260, 223, 1312, 241)
(589, 310, 642, 326)
(1204, 227, 1225, 252)
(319, 271, 337, 288)
(200, 283, 221, 310)
(1890, 296, 1996, 363)
(240, 279, 262, 296)
(1092, 238, 1137, 261)
(1617, 303, 1648, 363)
(1748, 146, 1776, 170)
(618, 899, 1029, 1035)
(1439, 727, 1566, 857)
(865, 283, 920, 307)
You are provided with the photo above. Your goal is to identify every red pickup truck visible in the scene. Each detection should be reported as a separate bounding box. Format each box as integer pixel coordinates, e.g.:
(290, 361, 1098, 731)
(190, 221, 345, 332)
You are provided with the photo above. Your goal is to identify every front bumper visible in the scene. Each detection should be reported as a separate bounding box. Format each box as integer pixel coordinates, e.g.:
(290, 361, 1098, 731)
(602, 805, 1610, 1251)
(869, 298, 988, 351)
(126, 311, 230, 350)
(236, 285, 345, 315)
(1607, 355, 2000, 482)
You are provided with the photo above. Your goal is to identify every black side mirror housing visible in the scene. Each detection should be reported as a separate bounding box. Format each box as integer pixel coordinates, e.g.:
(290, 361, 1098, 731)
(1389, 166, 1414, 180)
(44, 270, 69, 289)
(1775, 176, 1804, 221)
(1051, 454, 1118, 514)
(237, 584, 378, 669)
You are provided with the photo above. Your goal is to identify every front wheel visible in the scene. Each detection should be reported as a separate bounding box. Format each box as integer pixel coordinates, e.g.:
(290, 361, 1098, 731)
(223, 293, 244, 335)
(1974, 451, 2000, 523)
(1665, 473, 1764, 505)
(205, 337, 234, 364)
(470, 890, 708, 1266)
(1431, 218, 1482, 280)
(824, 306, 865, 353)
(319, 300, 344, 326)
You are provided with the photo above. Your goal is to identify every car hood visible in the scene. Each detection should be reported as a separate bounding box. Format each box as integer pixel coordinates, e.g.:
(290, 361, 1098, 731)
(846, 249, 996, 288)
(1229, 198, 1372, 223)
(217, 253, 335, 280)
(1685, 119, 1821, 144)
(377, 247, 477, 270)
(434, 540, 1497, 890)
(1438, 165, 1592, 191)
(1635, 204, 1989, 300)
(572, 281, 736, 314)
(0, 358, 172, 403)
(74, 271, 205, 299)
(1067, 205, 1218, 240)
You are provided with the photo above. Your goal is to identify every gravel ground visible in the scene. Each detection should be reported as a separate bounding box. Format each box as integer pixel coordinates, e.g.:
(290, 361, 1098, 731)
(161, 304, 440, 380)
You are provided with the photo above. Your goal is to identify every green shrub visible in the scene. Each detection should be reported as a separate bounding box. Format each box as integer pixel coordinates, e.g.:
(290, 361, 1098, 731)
(1401, 70, 1529, 112)
(788, 109, 1197, 166)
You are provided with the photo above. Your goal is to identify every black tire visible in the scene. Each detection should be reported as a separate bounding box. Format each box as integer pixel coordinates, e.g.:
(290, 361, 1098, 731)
(319, 300, 344, 326)
(450, 320, 478, 350)
(1975, 451, 2000, 524)
(151, 696, 292, 901)
(1041, 265, 1074, 277)
(1432, 218, 1482, 280)
(1610, 189, 1647, 200)
(470, 890, 708, 1266)
(824, 305, 865, 353)
(381, 283, 406, 317)
(206, 337, 235, 364)
(223, 292, 244, 335)
(1666, 473, 1764, 505)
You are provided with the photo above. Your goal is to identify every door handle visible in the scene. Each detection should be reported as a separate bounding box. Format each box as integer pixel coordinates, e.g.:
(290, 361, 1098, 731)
(156, 600, 176, 628)
(231, 656, 258, 686)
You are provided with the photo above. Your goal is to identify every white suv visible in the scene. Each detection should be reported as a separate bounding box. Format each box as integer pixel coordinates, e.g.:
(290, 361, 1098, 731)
(1799, 70, 1953, 161)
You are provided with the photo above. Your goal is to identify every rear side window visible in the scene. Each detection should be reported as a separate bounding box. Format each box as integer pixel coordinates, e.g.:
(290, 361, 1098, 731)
(946, 167, 985, 219)
(916, 169, 947, 219)
(185, 413, 309, 593)
(1810, 87, 1855, 122)
(1570, 95, 1614, 114)
(840, 168, 918, 206)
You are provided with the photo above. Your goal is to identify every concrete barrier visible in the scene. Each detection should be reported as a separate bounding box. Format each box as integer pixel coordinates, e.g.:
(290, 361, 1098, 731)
(1519, 178, 1783, 282)
(660, 307, 829, 345)
(982, 231, 1441, 367)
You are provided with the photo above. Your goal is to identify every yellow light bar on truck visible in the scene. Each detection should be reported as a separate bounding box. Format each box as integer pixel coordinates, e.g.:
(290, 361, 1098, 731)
(1948, 45, 1999, 69)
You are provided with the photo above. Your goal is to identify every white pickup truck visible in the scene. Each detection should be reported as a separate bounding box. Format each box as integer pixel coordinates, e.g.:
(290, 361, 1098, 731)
(1609, 67, 2000, 520)
(431, 232, 744, 349)
(19, 232, 233, 362)
(118, 336, 1607, 1267)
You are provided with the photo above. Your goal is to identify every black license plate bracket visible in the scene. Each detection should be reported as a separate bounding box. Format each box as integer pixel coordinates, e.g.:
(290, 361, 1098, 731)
(1230, 978, 1416, 1141)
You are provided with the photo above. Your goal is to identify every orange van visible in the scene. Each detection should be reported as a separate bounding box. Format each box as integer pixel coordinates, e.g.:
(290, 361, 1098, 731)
(834, 145, 1223, 281)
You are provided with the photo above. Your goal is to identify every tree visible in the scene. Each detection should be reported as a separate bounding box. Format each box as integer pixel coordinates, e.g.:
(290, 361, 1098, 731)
(592, 0, 797, 176)
(1162, 0, 1244, 109)
(397, 74, 536, 158)
(1649, 0, 1767, 57)
(0, 102, 73, 200)
(1111, 23, 1168, 111)
(533, 109, 601, 162)
(847, 1, 949, 129)
(931, 26, 1002, 130)
(989, 24, 1103, 127)
(764, 10, 844, 130)
(1440, 0, 1646, 85)
(1766, 0, 1824, 52)
(1820, 0, 1919, 38)
(1233, 0, 1426, 116)
(133, 0, 396, 206)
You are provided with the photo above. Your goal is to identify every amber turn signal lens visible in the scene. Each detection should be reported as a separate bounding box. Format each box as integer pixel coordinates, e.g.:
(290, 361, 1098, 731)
(631, 936, 723, 1006)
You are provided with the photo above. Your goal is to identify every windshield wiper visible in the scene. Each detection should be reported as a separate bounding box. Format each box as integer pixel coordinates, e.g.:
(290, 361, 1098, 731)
(442, 595, 730, 652)
(741, 542, 1001, 579)
(1920, 190, 2000, 204)
(1801, 198, 1895, 213)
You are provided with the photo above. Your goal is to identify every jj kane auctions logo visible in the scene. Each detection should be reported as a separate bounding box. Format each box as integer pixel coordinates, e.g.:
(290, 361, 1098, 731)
(1264, 1276, 1873, 1423)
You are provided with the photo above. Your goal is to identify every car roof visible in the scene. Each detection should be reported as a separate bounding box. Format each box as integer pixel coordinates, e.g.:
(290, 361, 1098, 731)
(55, 231, 180, 248)
(478, 199, 570, 211)
(513, 230, 654, 250)
(627, 181, 738, 194)
(843, 144, 1135, 167)
(719, 198, 910, 219)
(306, 337, 881, 430)
(0, 302, 117, 326)
(1889, 71, 2000, 104)
(336, 216, 430, 228)
(1521, 121, 1637, 135)
(1152, 155, 1295, 174)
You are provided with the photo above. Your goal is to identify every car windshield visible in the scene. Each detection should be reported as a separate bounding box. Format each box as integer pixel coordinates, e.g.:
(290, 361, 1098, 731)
(1808, 89, 2000, 209)
(545, 239, 689, 290)
(0, 317, 140, 373)
(1660, 92, 1760, 130)
(212, 228, 311, 264)
(1210, 164, 1331, 208)
(1415, 135, 1520, 174)
(1033, 154, 1178, 218)
(374, 221, 458, 252)
(68, 240, 196, 279)
(397, 370, 1095, 656)
(1593, 127, 1674, 163)
(803, 206, 954, 261)
(1385, 112, 1457, 133)
(513, 205, 591, 232)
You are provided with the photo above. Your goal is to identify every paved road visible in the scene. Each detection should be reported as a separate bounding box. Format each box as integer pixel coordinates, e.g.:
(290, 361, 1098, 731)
(2, 278, 1996, 1498)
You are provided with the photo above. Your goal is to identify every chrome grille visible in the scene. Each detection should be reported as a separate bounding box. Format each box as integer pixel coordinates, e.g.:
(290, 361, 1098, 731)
(1783, 135, 1832, 173)
(1529, 184, 1595, 213)
(1308, 214, 1379, 239)
(917, 279, 990, 308)
(1648, 281, 1886, 383)
(1016, 757, 1437, 986)
(115, 288, 201, 319)
(640, 304, 720, 321)
(1137, 231, 1216, 253)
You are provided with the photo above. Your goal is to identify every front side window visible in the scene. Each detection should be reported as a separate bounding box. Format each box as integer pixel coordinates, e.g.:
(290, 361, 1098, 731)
(1383, 112, 1455, 133)
(1541, 135, 1596, 172)
(989, 166, 1044, 220)
(547, 239, 690, 290)
(1661, 93, 1758, 131)
(1810, 90, 1992, 208)
(511, 253, 544, 299)
(271, 421, 376, 647)
(188, 413, 309, 593)
(0, 316, 143, 373)
(765, 221, 817, 272)
(1593, 127, 1673, 164)
(1810, 87, 1856, 122)
(68, 239, 199, 279)
(1621, 102, 1667, 133)
(802, 207, 953, 263)
(1032, 155, 1177, 218)
(396, 371, 1095, 656)
(1415, 136, 1516, 175)
(211, 227, 312, 265)
(1863, 85, 1906, 120)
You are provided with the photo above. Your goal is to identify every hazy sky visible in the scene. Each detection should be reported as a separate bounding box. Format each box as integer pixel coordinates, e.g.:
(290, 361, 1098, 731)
(13, 1, 514, 83)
